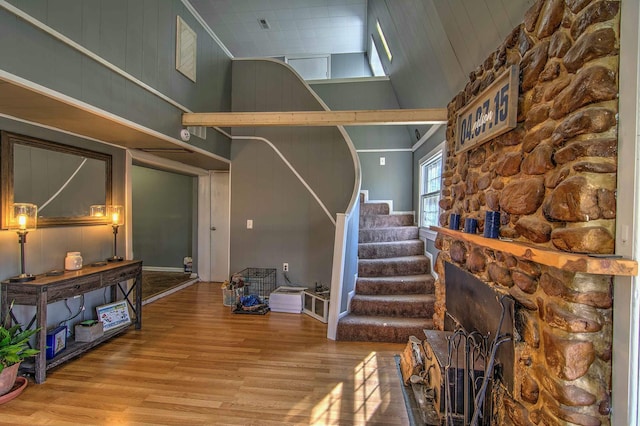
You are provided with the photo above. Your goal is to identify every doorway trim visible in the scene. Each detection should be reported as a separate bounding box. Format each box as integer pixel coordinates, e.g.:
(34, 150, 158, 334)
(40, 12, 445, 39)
(127, 150, 222, 281)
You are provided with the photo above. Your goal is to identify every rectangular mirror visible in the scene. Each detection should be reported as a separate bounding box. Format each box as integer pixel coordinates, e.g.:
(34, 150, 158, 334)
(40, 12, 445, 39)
(1, 131, 112, 228)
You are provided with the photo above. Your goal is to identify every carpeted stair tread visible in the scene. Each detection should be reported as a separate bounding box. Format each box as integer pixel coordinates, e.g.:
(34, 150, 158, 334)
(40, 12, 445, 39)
(360, 202, 390, 216)
(359, 226, 419, 243)
(358, 240, 424, 259)
(360, 213, 414, 229)
(339, 199, 436, 343)
(336, 315, 434, 343)
(358, 255, 430, 277)
(350, 294, 435, 318)
(356, 274, 435, 295)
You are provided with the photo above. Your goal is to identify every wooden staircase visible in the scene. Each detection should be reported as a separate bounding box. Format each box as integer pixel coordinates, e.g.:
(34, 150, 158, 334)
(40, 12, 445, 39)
(336, 202, 435, 343)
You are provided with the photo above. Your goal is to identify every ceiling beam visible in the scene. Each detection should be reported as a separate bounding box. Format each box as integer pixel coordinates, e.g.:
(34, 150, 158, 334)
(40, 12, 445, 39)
(182, 108, 448, 127)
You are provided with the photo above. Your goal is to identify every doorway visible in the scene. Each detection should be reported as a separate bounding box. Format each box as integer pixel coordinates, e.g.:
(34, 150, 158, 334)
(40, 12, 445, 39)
(132, 165, 197, 300)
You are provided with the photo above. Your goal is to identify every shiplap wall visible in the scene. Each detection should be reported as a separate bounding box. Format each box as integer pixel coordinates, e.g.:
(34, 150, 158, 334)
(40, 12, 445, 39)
(2, 0, 232, 156)
(366, 0, 535, 215)
(368, 0, 536, 110)
(312, 79, 414, 211)
(0, 1, 234, 327)
(230, 59, 356, 287)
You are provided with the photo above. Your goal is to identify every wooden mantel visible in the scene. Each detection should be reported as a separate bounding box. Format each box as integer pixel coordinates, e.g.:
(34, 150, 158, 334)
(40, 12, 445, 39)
(431, 226, 638, 277)
(182, 108, 448, 127)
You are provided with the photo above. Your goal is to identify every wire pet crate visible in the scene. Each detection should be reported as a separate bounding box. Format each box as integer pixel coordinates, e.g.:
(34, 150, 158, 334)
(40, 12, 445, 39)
(236, 268, 276, 300)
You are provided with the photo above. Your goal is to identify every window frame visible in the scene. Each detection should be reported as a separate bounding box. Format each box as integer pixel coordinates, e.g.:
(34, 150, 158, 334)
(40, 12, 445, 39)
(418, 141, 445, 241)
(368, 35, 386, 77)
(375, 20, 393, 62)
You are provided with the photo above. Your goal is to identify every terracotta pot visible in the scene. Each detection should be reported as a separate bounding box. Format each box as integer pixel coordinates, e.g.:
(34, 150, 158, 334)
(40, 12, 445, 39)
(0, 363, 20, 396)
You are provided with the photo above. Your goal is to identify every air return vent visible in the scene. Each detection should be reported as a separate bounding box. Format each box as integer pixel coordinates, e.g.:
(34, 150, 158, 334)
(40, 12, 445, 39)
(138, 148, 194, 154)
(187, 126, 206, 140)
(258, 18, 270, 29)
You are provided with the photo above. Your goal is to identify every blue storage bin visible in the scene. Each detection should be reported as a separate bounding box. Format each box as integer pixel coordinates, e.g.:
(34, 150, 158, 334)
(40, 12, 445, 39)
(46, 325, 67, 359)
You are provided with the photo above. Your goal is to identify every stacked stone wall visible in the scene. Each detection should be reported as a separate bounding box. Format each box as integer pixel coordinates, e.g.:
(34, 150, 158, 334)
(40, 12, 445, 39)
(434, 0, 619, 424)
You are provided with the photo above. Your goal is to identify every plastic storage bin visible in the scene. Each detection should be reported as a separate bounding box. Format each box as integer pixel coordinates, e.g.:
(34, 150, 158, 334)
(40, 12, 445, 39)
(222, 288, 236, 306)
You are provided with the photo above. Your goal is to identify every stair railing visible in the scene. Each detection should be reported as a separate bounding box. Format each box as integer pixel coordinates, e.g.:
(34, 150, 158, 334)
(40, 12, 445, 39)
(327, 199, 361, 339)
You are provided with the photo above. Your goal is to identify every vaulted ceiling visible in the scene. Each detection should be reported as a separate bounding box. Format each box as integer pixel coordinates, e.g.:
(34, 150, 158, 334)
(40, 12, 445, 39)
(188, 0, 368, 58)
(189, 0, 536, 110)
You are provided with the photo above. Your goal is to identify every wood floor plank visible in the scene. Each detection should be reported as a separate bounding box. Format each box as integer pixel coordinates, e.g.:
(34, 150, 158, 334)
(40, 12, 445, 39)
(2, 283, 410, 425)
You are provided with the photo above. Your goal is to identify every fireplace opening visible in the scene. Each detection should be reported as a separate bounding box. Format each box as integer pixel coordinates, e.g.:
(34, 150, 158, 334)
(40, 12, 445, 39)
(444, 262, 515, 393)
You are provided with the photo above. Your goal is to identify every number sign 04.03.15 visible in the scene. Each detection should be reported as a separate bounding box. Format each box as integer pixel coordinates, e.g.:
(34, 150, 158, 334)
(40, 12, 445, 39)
(455, 65, 519, 154)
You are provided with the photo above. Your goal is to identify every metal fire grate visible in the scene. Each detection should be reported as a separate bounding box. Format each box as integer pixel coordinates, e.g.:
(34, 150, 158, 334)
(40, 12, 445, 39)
(442, 295, 513, 426)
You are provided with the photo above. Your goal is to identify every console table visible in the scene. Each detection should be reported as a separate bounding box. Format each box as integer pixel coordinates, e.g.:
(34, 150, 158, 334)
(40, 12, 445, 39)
(1, 260, 142, 383)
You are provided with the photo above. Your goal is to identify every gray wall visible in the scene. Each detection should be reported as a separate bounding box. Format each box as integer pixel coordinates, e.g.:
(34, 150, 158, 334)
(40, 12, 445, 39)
(132, 166, 195, 269)
(230, 59, 356, 288)
(0, 118, 127, 328)
(330, 53, 373, 79)
(0, 1, 233, 329)
(359, 151, 413, 211)
(311, 79, 413, 211)
(1, 0, 232, 159)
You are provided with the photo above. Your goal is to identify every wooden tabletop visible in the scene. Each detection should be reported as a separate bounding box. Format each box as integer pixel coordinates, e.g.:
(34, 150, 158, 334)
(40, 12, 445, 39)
(1, 259, 142, 287)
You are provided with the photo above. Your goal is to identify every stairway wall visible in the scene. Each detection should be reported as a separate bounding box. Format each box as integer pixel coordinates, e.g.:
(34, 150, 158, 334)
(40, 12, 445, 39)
(311, 80, 414, 211)
(230, 59, 358, 287)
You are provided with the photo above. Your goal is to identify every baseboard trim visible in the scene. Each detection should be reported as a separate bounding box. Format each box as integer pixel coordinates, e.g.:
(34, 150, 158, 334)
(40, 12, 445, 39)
(337, 288, 356, 320)
(347, 289, 355, 308)
(143, 266, 185, 273)
(142, 278, 200, 305)
(338, 309, 350, 320)
(359, 195, 415, 218)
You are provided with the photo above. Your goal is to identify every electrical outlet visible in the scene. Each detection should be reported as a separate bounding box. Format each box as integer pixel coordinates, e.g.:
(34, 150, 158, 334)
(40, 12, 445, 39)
(283, 263, 289, 272)
(247, 219, 253, 229)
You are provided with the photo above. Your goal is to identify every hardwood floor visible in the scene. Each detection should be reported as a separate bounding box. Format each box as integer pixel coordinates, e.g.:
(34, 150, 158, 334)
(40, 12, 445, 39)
(2, 283, 410, 425)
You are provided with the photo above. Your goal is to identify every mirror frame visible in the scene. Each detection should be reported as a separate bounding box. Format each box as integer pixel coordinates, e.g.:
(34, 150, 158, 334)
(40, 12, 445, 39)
(1, 131, 113, 228)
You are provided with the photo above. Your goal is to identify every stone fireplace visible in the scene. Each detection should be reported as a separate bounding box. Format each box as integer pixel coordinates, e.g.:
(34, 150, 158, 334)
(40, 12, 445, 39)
(431, 1, 628, 424)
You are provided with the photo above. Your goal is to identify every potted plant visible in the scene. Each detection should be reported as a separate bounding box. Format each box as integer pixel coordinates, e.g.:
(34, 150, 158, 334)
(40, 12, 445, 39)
(0, 302, 39, 396)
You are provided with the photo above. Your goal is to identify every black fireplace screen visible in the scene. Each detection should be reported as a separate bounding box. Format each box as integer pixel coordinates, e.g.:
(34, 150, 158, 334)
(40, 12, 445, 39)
(444, 261, 515, 392)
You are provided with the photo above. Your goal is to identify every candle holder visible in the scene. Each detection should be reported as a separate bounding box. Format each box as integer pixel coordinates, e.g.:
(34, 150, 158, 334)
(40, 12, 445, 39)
(90, 204, 106, 218)
(106, 205, 124, 262)
(9, 203, 38, 282)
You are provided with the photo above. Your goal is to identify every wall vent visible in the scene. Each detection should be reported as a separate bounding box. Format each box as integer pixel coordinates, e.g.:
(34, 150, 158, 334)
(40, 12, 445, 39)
(138, 148, 194, 154)
(258, 18, 270, 30)
(188, 126, 207, 140)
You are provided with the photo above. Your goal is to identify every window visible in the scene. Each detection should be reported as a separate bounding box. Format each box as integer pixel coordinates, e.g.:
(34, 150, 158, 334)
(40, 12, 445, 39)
(286, 56, 330, 80)
(376, 20, 393, 62)
(419, 144, 444, 230)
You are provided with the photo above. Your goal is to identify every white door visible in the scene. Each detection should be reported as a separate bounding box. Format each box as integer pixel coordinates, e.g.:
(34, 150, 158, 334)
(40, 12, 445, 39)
(210, 171, 230, 281)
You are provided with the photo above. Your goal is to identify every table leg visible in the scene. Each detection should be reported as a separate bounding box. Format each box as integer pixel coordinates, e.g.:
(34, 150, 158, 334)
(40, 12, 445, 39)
(34, 289, 48, 384)
(0, 285, 8, 327)
(135, 269, 142, 329)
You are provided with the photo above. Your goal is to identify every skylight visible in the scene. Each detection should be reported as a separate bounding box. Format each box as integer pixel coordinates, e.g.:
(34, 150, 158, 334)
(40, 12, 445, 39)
(376, 20, 392, 62)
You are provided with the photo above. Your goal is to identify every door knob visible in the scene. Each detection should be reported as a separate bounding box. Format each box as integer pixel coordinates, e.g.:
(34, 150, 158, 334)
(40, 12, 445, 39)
(210, 226, 217, 231)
